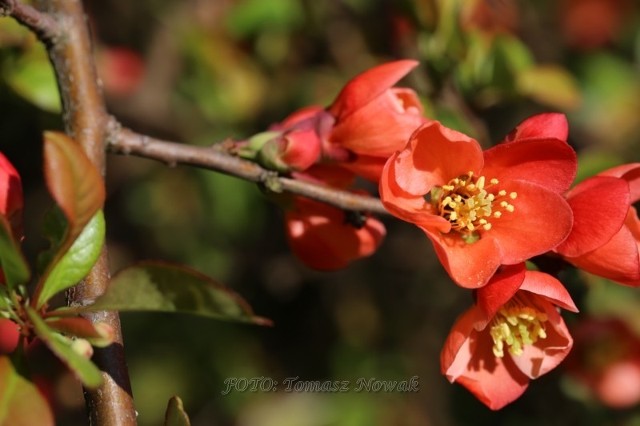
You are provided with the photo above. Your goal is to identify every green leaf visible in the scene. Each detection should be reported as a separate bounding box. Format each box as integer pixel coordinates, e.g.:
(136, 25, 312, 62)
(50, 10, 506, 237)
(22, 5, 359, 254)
(0, 356, 54, 426)
(80, 262, 272, 325)
(0, 215, 29, 290)
(33, 132, 106, 307)
(2, 42, 61, 113)
(35, 211, 105, 308)
(164, 396, 191, 426)
(516, 65, 582, 110)
(25, 307, 102, 388)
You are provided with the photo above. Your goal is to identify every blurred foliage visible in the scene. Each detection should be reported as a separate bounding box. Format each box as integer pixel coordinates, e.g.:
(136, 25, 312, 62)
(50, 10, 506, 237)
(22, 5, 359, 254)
(1, 0, 640, 425)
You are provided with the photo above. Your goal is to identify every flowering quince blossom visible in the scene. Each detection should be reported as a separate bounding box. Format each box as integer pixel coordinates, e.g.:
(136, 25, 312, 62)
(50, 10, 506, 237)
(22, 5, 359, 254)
(441, 263, 578, 410)
(565, 317, 640, 408)
(380, 113, 577, 288)
(267, 59, 426, 182)
(283, 166, 386, 271)
(555, 163, 640, 285)
(252, 60, 424, 270)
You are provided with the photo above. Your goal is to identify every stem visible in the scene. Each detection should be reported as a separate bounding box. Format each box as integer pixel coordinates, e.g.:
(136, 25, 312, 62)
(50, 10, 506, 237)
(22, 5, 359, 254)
(107, 120, 389, 216)
(13, 0, 137, 424)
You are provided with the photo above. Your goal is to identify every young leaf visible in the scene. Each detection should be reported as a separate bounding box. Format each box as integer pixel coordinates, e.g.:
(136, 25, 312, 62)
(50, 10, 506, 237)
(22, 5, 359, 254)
(164, 396, 191, 426)
(25, 307, 102, 388)
(0, 215, 30, 290)
(80, 262, 272, 326)
(0, 356, 54, 426)
(34, 211, 105, 308)
(42, 132, 105, 236)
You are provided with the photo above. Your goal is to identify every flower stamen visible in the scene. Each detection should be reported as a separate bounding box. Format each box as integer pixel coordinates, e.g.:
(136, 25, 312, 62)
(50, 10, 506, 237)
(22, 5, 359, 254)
(489, 298, 548, 358)
(430, 171, 517, 239)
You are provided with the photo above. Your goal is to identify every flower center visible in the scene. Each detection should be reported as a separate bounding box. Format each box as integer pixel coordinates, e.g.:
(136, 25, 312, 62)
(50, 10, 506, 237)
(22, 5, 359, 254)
(429, 171, 517, 241)
(489, 298, 548, 358)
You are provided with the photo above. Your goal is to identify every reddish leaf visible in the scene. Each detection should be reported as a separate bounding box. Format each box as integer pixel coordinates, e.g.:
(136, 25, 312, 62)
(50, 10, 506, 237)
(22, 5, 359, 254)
(42, 131, 105, 245)
(0, 356, 54, 426)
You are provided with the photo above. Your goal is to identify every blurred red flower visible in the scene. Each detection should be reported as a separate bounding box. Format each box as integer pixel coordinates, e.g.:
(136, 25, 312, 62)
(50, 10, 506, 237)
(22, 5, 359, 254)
(565, 317, 640, 408)
(380, 114, 576, 287)
(441, 264, 577, 410)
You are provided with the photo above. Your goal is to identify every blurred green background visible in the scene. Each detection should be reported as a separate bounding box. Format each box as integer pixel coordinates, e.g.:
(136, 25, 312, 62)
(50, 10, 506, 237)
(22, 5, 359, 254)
(2, 0, 640, 424)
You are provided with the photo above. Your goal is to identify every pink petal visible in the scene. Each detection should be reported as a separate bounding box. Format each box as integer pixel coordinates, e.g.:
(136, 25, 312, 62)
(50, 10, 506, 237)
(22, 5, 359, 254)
(482, 138, 577, 194)
(556, 176, 630, 257)
(503, 113, 569, 142)
(488, 180, 574, 264)
(328, 60, 419, 119)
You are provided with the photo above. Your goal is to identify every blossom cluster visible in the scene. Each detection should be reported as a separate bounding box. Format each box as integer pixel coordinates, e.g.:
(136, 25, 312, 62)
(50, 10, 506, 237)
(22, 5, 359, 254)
(256, 60, 640, 409)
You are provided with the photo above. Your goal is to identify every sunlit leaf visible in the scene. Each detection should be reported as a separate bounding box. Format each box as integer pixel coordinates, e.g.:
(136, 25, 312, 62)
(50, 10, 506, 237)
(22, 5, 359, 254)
(164, 396, 191, 426)
(2, 42, 61, 113)
(25, 307, 102, 388)
(79, 262, 272, 325)
(0, 215, 29, 290)
(33, 132, 106, 307)
(34, 211, 105, 308)
(0, 356, 54, 426)
(516, 65, 582, 110)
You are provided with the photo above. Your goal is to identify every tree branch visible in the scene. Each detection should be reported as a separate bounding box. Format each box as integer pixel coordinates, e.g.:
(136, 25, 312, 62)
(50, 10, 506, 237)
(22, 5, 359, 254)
(0, 0, 58, 43)
(22, 1, 137, 424)
(106, 119, 389, 216)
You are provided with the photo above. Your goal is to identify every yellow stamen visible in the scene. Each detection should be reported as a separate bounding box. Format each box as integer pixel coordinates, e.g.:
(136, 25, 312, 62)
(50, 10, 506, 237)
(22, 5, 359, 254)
(429, 171, 517, 241)
(490, 298, 548, 358)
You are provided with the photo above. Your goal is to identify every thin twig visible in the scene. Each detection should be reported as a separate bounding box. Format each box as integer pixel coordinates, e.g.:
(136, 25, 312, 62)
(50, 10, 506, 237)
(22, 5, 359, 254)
(106, 118, 389, 216)
(0, 0, 58, 43)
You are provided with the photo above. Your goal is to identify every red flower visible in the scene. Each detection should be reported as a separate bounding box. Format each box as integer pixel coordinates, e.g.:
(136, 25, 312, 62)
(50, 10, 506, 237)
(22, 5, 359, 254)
(565, 318, 640, 408)
(441, 264, 577, 410)
(0, 151, 23, 237)
(267, 60, 425, 181)
(285, 196, 385, 271)
(556, 163, 640, 285)
(281, 165, 385, 270)
(380, 114, 576, 288)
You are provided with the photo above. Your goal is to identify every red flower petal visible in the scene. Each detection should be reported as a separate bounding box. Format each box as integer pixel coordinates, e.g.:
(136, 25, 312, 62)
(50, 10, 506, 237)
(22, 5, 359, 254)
(392, 122, 483, 196)
(441, 308, 530, 410)
(556, 176, 630, 257)
(482, 138, 577, 194)
(511, 295, 573, 379)
(476, 264, 527, 325)
(285, 198, 385, 270)
(599, 163, 640, 202)
(503, 113, 569, 142)
(379, 154, 451, 231)
(487, 180, 573, 264)
(330, 89, 424, 157)
(519, 271, 579, 312)
(427, 230, 502, 288)
(568, 224, 640, 284)
(328, 60, 419, 119)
